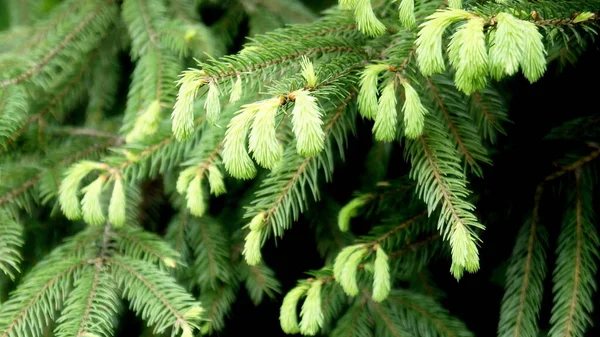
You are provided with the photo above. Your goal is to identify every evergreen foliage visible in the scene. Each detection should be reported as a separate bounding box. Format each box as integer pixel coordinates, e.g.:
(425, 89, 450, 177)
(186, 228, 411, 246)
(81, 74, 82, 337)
(1, 0, 600, 336)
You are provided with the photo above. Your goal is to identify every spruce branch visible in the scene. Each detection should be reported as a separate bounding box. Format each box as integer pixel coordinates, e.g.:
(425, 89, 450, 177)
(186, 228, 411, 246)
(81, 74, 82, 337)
(0, 257, 89, 337)
(113, 227, 182, 270)
(0, 0, 117, 89)
(548, 171, 599, 337)
(498, 185, 548, 337)
(387, 289, 473, 337)
(0, 211, 24, 280)
(406, 115, 484, 278)
(0, 48, 100, 152)
(243, 93, 357, 242)
(54, 265, 119, 337)
(109, 255, 203, 336)
(423, 76, 491, 176)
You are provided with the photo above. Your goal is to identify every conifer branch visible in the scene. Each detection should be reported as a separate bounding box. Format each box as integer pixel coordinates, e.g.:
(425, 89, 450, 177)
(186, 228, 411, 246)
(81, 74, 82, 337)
(116, 116, 206, 174)
(368, 298, 409, 337)
(8, 1, 85, 54)
(544, 147, 600, 181)
(387, 289, 473, 337)
(0, 258, 89, 337)
(388, 234, 442, 259)
(109, 255, 202, 335)
(424, 77, 490, 175)
(245, 93, 356, 239)
(372, 211, 427, 246)
(202, 41, 366, 84)
(425, 79, 476, 168)
(0, 0, 116, 88)
(549, 170, 599, 337)
(498, 184, 547, 337)
(113, 227, 181, 269)
(0, 49, 99, 152)
(0, 211, 24, 280)
(0, 140, 116, 208)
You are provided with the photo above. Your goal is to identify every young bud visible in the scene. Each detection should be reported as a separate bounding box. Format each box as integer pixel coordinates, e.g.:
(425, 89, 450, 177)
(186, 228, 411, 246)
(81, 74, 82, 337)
(291, 90, 325, 156)
(299, 281, 324, 336)
(401, 81, 428, 139)
(448, 17, 488, 94)
(372, 246, 391, 302)
(81, 177, 106, 226)
(373, 80, 398, 142)
(353, 0, 387, 37)
(108, 176, 126, 227)
(222, 103, 259, 179)
(186, 174, 206, 217)
(338, 196, 369, 232)
(126, 100, 162, 143)
(248, 97, 282, 169)
(358, 64, 389, 119)
(416, 9, 471, 75)
(398, 0, 415, 29)
(489, 13, 524, 80)
(520, 21, 546, 83)
(207, 165, 227, 196)
(243, 229, 263, 265)
(172, 69, 206, 141)
(248, 212, 267, 231)
(300, 56, 318, 88)
(229, 76, 243, 103)
(205, 82, 221, 125)
(280, 283, 310, 334)
(338, 247, 368, 296)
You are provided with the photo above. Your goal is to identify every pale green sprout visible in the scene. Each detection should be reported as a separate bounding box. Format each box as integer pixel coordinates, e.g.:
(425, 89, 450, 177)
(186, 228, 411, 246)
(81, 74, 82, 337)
(373, 80, 398, 142)
(358, 64, 389, 119)
(243, 228, 263, 265)
(176, 166, 198, 195)
(207, 166, 226, 196)
(415, 9, 471, 75)
(172, 69, 206, 141)
(291, 90, 325, 156)
(126, 100, 162, 143)
(397, 0, 416, 29)
(573, 12, 595, 23)
(448, 17, 488, 94)
(300, 56, 318, 88)
(372, 246, 391, 302)
(339, 247, 368, 296)
(449, 224, 480, 279)
(338, 196, 369, 232)
(333, 245, 361, 281)
(248, 97, 282, 169)
(519, 20, 547, 83)
(186, 174, 206, 217)
(280, 284, 310, 334)
(108, 176, 126, 227)
(81, 176, 106, 226)
(59, 161, 107, 220)
(338, 0, 354, 9)
(229, 76, 243, 103)
(162, 257, 177, 268)
(205, 82, 222, 125)
(402, 81, 428, 139)
(489, 13, 524, 80)
(299, 280, 324, 336)
(222, 102, 260, 179)
(182, 306, 204, 337)
(342, 0, 387, 37)
(449, 0, 462, 9)
(249, 212, 267, 231)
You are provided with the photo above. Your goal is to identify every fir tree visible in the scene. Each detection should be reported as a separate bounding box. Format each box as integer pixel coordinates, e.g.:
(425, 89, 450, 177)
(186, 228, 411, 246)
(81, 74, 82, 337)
(0, 0, 600, 336)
